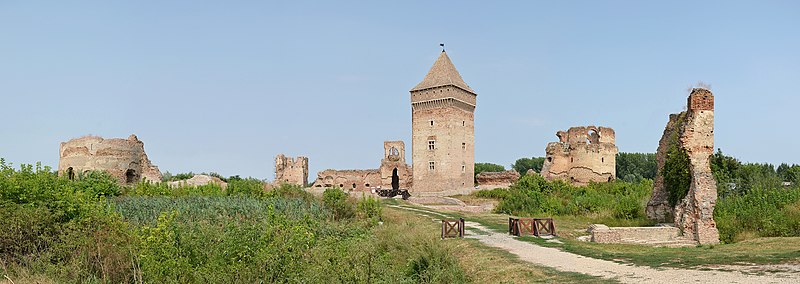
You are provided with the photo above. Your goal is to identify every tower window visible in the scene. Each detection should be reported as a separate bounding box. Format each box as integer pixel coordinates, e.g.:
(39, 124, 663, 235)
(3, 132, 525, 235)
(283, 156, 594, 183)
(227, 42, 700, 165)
(461, 165, 466, 173)
(428, 140, 436, 150)
(462, 121, 465, 126)
(430, 120, 434, 126)
(429, 161, 435, 170)
(462, 142, 466, 150)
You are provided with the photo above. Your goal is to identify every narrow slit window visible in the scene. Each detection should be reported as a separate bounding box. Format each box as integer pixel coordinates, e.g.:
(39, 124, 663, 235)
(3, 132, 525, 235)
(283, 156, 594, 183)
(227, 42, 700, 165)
(429, 161, 435, 171)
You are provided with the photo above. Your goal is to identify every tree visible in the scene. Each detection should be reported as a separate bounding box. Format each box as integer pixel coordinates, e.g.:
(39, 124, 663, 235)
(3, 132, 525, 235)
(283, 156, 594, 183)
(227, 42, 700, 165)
(615, 152, 656, 182)
(511, 157, 545, 176)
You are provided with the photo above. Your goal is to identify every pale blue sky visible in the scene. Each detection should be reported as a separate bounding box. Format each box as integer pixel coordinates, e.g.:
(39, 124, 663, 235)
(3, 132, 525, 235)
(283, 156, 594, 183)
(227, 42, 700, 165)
(1, 1, 798, 179)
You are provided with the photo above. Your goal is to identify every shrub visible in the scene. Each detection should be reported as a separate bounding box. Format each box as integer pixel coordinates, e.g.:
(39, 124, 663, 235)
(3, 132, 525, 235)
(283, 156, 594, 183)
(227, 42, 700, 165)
(715, 187, 800, 243)
(323, 187, 355, 221)
(493, 174, 652, 220)
(357, 195, 382, 224)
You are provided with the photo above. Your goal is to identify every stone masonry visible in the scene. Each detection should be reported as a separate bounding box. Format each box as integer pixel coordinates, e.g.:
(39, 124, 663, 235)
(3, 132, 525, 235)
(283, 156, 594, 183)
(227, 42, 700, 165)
(410, 51, 476, 196)
(311, 141, 412, 191)
(59, 134, 162, 184)
(646, 88, 719, 245)
(476, 170, 520, 189)
(274, 154, 309, 187)
(540, 126, 618, 185)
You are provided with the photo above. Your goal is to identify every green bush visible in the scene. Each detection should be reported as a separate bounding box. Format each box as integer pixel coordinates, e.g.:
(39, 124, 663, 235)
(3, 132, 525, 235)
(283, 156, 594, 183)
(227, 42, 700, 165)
(473, 187, 510, 199)
(323, 187, 355, 221)
(715, 187, 800, 243)
(492, 174, 652, 220)
(357, 195, 382, 225)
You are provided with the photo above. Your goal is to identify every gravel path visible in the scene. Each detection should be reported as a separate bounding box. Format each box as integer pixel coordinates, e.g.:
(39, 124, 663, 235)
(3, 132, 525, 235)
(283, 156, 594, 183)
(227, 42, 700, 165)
(389, 205, 800, 284)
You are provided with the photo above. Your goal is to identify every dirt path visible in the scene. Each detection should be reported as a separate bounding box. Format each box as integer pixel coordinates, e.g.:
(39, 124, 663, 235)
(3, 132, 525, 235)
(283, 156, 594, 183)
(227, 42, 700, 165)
(388, 205, 800, 284)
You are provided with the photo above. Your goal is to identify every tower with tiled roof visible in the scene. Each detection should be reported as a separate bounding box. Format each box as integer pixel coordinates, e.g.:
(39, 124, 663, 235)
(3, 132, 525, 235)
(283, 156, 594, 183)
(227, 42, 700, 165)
(410, 50, 476, 196)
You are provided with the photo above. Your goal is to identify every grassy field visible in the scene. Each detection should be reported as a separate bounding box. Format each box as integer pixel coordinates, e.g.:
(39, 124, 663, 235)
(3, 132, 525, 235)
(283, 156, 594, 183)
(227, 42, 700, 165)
(405, 198, 800, 270)
(381, 206, 612, 283)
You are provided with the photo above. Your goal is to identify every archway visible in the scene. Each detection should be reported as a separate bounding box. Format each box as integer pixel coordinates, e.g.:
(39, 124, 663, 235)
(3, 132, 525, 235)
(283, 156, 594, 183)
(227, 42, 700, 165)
(67, 167, 75, 180)
(125, 169, 137, 184)
(391, 168, 399, 190)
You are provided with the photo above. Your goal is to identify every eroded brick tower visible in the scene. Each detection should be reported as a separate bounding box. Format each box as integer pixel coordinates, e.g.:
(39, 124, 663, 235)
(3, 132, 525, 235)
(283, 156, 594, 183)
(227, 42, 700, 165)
(410, 51, 476, 196)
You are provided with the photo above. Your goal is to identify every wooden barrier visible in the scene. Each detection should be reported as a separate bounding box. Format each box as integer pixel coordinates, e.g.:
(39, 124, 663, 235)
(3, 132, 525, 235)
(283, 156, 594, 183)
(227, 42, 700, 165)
(509, 217, 556, 237)
(442, 218, 465, 239)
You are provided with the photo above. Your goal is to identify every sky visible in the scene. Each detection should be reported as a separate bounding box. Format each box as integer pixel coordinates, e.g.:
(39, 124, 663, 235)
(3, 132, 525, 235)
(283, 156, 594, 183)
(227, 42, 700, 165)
(1, 1, 799, 180)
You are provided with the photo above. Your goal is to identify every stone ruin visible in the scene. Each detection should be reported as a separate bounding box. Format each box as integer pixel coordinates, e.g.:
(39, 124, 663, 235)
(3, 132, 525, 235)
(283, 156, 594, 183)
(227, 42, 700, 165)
(59, 134, 162, 184)
(311, 141, 412, 191)
(274, 154, 309, 187)
(475, 170, 520, 189)
(646, 88, 719, 245)
(540, 126, 618, 185)
(168, 174, 228, 189)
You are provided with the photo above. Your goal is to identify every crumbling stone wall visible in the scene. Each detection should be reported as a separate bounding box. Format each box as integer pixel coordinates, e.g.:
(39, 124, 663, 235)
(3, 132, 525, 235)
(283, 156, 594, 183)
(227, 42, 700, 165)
(311, 169, 381, 191)
(168, 174, 228, 189)
(540, 126, 618, 185)
(311, 141, 412, 191)
(275, 154, 308, 187)
(379, 141, 412, 189)
(646, 88, 719, 245)
(59, 134, 162, 184)
(476, 170, 520, 189)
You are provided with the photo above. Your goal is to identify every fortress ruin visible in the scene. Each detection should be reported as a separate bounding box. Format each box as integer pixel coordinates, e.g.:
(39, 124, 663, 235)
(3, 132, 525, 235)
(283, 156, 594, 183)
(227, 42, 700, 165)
(540, 126, 617, 185)
(646, 88, 719, 245)
(274, 154, 308, 187)
(58, 134, 162, 184)
(476, 170, 520, 189)
(311, 141, 412, 191)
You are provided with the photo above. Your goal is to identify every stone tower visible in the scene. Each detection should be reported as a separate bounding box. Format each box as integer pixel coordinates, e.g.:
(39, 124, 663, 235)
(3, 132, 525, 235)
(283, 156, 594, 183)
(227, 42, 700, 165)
(410, 51, 476, 196)
(59, 134, 162, 185)
(274, 154, 309, 187)
(540, 126, 618, 185)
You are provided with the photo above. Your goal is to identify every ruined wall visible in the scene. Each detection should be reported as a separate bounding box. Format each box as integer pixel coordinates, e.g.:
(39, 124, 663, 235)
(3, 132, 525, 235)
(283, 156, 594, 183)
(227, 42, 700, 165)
(311, 169, 381, 192)
(168, 174, 228, 189)
(540, 126, 617, 185)
(476, 170, 520, 189)
(59, 134, 162, 184)
(646, 88, 719, 245)
(275, 154, 308, 187)
(379, 141, 412, 189)
(311, 141, 412, 191)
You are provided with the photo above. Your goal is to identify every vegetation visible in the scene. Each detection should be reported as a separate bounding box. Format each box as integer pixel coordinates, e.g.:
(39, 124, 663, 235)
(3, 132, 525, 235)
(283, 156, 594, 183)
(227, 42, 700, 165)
(0, 158, 472, 283)
(511, 157, 545, 175)
(480, 174, 653, 221)
(460, 211, 800, 270)
(615, 152, 656, 182)
(476, 160, 800, 244)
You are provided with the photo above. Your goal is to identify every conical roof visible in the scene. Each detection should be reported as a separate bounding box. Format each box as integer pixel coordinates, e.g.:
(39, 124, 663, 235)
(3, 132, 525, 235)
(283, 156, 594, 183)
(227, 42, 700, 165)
(411, 51, 475, 94)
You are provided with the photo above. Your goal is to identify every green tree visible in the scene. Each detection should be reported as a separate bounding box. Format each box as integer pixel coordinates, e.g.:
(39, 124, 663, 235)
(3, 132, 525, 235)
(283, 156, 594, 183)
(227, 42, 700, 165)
(511, 157, 545, 175)
(615, 152, 656, 182)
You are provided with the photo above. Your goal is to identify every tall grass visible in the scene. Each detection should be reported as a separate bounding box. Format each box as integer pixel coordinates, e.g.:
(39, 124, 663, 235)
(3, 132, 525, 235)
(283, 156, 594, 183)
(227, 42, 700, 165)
(0, 159, 469, 283)
(715, 187, 800, 243)
(485, 174, 653, 220)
